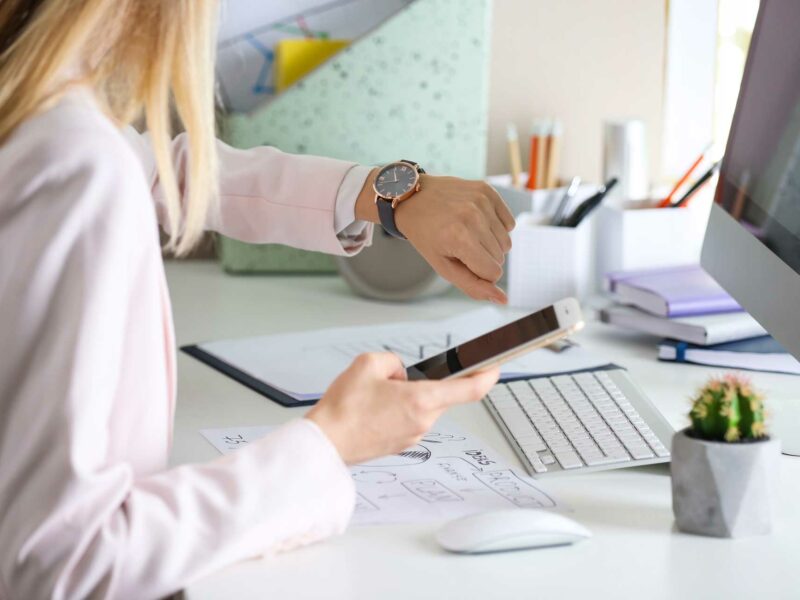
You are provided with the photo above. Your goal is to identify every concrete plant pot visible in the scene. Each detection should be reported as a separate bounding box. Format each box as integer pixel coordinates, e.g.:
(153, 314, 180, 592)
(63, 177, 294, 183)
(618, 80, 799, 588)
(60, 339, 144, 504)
(671, 428, 780, 538)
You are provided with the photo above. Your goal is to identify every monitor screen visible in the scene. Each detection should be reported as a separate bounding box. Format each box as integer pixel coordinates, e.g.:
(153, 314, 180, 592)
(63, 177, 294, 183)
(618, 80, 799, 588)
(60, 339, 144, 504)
(715, 0, 800, 275)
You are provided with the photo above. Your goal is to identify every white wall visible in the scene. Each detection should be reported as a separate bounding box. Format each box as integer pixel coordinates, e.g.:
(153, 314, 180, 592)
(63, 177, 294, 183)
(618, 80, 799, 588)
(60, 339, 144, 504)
(487, 0, 668, 184)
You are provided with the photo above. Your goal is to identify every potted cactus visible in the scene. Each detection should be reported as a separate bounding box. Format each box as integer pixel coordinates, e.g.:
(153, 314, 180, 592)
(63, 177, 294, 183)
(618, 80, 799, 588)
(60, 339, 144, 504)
(671, 374, 780, 538)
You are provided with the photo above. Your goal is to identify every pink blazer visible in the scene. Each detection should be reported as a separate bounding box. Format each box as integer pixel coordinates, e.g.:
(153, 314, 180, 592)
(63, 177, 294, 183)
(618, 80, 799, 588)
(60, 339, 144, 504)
(0, 89, 372, 599)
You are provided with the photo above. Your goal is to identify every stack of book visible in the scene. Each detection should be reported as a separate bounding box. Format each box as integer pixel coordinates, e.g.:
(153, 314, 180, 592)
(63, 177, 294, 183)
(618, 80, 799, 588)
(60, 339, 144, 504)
(599, 265, 800, 375)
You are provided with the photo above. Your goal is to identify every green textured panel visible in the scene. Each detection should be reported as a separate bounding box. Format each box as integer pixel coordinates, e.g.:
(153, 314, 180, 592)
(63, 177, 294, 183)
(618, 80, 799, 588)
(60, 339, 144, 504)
(219, 0, 493, 272)
(219, 242, 336, 274)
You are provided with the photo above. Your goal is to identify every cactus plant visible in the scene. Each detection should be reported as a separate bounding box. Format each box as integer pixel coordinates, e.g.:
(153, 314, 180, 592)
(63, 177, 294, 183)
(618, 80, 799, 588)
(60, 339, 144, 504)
(688, 374, 767, 442)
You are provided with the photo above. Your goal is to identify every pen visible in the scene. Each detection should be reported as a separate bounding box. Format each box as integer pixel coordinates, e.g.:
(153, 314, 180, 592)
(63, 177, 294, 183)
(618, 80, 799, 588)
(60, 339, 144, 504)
(562, 177, 618, 227)
(506, 123, 523, 188)
(552, 176, 581, 225)
(658, 142, 712, 208)
(671, 161, 720, 208)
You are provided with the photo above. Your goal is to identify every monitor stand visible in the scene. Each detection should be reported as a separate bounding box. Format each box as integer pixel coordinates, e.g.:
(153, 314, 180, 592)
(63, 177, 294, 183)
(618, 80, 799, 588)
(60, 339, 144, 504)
(772, 399, 800, 456)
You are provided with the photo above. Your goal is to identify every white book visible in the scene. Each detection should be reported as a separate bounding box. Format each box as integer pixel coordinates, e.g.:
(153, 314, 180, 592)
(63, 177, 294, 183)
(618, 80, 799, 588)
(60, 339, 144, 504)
(658, 338, 800, 376)
(599, 305, 767, 346)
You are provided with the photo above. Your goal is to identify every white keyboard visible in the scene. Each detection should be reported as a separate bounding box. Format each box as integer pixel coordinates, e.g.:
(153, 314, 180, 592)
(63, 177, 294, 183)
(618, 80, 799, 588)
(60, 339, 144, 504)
(484, 368, 673, 477)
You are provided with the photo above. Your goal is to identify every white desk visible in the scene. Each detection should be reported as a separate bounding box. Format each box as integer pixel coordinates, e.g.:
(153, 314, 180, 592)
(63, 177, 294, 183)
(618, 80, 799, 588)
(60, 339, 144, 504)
(166, 261, 800, 600)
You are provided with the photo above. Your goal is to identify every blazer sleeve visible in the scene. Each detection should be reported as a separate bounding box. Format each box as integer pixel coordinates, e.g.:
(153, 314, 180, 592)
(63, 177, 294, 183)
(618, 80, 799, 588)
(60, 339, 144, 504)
(0, 137, 355, 599)
(124, 129, 373, 256)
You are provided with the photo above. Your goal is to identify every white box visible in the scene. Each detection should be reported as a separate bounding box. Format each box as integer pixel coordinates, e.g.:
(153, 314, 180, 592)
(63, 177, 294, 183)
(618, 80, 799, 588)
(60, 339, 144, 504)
(508, 212, 592, 309)
(595, 195, 712, 281)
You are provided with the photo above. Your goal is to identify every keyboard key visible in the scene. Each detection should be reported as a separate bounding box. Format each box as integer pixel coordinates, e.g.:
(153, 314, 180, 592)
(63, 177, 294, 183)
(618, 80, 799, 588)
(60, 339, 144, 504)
(585, 454, 628, 466)
(554, 450, 582, 469)
(626, 445, 656, 460)
(541, 454, 556, 465)
(529, 458, 548, 474)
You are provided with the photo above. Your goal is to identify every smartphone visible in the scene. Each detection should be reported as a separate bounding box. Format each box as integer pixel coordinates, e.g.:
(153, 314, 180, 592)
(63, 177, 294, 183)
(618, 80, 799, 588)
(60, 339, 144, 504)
(406, 297, 584, 380)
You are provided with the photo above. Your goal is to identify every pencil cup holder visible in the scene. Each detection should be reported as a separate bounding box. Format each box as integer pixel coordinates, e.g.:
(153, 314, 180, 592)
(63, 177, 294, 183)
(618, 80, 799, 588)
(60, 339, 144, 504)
(487, 175, 599, 218)
(595, 196, 713, 279)
(507, 212, 592, 309)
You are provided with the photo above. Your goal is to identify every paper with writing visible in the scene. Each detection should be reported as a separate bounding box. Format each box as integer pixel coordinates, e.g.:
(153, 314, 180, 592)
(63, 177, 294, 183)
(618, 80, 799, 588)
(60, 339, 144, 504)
(195, 307, 608, 401)
(200, 421, 566, 526)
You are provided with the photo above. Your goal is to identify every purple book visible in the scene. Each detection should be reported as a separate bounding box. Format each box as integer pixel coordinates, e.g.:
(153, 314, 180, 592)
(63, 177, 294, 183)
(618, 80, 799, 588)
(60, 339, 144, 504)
(605, 265, 742, 318)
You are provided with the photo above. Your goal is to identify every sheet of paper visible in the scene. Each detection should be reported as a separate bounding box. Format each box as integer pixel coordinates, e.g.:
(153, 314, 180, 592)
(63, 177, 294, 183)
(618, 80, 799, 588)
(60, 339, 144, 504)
(196, 306, 610, 401)
(200, 421, 567, 526)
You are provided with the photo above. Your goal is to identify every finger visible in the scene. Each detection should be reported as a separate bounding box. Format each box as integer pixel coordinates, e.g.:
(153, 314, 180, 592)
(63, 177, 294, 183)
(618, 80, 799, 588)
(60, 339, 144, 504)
(487, 211, 512, 255)
(477, 225, 505, 266)
(482, 183, 516, 231)
(453, 232, 503, 283)
(475, 200, 512, 256)
(351, 352, 407, 381)
(417, 367, 501, 408)
(440, 258, 507, 304)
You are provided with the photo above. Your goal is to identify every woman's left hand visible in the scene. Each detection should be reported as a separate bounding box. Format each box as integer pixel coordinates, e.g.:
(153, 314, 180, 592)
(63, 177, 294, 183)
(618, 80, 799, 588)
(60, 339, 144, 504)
(356, 171, 515, 304)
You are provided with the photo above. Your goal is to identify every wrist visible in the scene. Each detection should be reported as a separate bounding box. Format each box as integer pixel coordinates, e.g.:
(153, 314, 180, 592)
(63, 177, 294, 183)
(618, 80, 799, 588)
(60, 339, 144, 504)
(354, 167, 380, 224)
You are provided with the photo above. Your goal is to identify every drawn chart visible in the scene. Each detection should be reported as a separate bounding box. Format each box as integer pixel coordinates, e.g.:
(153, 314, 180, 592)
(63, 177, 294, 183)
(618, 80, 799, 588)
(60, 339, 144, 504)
(201, 422, 566, 527)
(325, 332, 456, 365)
(217, 0, 414, 112)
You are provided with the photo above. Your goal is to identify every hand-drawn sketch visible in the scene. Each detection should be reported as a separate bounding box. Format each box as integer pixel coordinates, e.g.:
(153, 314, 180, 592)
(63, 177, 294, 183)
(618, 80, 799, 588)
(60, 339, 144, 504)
(422, 432, 466, 444)
(355, 493, 380, 513)
(358, 444, 431, 468)
(473, 470, 558, 509)
(200, 421, 565, 527)
(352, 471, 397, 484)
(402, 479, 463, 503)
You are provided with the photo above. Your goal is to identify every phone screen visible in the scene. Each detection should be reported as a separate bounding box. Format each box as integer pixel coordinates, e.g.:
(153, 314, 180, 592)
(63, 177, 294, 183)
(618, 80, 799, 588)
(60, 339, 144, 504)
(406, 306, 561, 381)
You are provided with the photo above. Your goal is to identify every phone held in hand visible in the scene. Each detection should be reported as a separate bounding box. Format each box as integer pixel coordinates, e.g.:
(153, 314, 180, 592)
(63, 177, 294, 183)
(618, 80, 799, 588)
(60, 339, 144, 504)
(406, 298, 584, 381)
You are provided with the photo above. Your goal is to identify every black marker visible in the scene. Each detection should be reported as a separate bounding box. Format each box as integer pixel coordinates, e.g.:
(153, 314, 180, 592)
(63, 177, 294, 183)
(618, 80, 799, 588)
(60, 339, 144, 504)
(561, 177, 618, 228)
(671, 161, 721, 208)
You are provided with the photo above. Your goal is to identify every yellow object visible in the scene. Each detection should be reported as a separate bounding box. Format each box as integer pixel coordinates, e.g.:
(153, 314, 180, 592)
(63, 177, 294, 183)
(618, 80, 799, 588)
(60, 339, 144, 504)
(274, 39, 350, 92)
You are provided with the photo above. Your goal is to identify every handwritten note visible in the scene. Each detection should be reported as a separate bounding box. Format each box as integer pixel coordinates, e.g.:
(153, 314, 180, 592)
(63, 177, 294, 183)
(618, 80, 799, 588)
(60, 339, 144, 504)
(200, 421, 567, 526)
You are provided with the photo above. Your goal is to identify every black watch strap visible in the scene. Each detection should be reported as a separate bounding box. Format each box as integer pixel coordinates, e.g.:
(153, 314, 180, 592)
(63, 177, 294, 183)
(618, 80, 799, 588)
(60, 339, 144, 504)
(376, 160, 425, 240)
(377, 198, 405, 239)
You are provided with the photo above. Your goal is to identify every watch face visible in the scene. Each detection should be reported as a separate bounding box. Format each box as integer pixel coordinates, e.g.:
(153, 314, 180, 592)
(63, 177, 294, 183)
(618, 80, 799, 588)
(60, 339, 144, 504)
(374, 162, 418, 200)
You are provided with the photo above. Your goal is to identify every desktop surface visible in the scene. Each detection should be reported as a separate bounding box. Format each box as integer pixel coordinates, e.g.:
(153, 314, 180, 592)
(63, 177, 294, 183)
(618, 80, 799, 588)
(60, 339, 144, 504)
(167, 261, 800, 600)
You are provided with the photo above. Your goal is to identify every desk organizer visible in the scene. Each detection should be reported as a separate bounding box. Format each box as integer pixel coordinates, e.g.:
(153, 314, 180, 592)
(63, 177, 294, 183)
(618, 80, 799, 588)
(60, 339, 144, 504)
(595, 195, 713, 279)
(218, 0, 492, 273)
(488, 174, 600, 218)
(508, 212, 593, 309)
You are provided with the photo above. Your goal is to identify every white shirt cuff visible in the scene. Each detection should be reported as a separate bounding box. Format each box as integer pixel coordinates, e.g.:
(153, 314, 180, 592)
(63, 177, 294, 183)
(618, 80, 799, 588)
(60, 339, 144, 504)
(334, 165, 374, 238)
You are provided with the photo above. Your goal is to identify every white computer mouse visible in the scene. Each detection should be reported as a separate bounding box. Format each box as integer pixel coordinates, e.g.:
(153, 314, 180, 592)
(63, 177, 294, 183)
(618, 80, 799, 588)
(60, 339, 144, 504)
(436, 509, 591, 554)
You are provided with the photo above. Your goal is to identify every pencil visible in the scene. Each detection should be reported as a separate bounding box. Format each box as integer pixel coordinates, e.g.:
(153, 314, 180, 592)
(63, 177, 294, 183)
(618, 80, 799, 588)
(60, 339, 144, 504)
(507, 123, 523, 188)
(545, 120, 563, 188)
(525, 120, 545, 190)
(658, 142, 712, 208)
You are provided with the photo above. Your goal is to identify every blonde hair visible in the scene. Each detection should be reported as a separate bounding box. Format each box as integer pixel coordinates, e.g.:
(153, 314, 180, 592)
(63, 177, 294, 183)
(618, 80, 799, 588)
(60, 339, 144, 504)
(0, 0, 219, 255)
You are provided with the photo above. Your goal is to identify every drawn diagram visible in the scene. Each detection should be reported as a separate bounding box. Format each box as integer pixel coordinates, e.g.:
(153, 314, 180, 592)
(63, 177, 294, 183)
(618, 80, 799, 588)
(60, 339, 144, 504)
(216, 0, 414, 112)
(402, 479, 463, 503)
(359, 444, 431, 468)
(473, 470, 558, 509)
(329, 332, 456, 365)
(355, 493, 380, 513)
(352, 471, 397, 484)
(422, 432, 466, 444)
(200, 421, 565, 527)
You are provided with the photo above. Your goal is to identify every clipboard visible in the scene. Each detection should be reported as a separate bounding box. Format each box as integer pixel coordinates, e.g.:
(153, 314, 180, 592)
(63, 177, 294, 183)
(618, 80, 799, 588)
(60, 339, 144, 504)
(181, 345, 318, 407)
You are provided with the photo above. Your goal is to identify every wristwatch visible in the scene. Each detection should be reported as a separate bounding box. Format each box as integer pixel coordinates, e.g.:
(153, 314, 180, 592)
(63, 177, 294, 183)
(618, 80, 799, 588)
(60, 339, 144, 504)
(373, 159, 425, 239)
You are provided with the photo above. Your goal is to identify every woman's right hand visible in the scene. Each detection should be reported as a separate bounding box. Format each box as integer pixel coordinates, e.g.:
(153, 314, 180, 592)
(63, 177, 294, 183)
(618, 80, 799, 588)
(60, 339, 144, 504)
(306, 352, 499, 465)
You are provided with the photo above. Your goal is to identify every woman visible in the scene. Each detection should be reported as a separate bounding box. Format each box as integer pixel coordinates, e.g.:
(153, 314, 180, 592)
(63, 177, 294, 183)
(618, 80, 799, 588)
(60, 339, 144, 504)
(0, 1, 514, 598)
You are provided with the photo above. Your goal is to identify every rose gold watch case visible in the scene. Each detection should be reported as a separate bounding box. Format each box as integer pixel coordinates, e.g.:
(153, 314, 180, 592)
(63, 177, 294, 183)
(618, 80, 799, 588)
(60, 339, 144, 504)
(373, 161, 422, 208)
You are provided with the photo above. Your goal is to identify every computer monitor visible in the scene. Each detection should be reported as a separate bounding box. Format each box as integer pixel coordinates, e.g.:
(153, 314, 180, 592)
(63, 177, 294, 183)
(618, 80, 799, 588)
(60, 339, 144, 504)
(701, 0, 800, 453)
